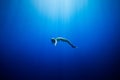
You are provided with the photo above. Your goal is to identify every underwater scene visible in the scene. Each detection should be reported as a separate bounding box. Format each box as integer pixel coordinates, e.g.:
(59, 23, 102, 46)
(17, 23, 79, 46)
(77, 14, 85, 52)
(0, 0, 120, 80)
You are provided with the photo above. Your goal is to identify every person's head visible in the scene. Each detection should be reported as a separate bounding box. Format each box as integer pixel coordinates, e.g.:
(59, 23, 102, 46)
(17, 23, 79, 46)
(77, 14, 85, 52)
(51, 38, 57, 46)
(51, 38, 55, 44)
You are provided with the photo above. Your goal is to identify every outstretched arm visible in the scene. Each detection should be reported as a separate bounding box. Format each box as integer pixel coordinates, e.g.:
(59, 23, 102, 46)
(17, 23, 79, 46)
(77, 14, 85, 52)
(54, 39, 57, 46)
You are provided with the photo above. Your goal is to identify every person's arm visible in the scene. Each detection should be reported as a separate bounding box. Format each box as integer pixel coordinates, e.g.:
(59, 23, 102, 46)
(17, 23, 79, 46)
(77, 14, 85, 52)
(54, 39, 57, 46)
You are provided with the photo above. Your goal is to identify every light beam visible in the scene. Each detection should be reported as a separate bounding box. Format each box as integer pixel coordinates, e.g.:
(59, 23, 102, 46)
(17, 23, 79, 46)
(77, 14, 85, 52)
(33, 0, 87, 21)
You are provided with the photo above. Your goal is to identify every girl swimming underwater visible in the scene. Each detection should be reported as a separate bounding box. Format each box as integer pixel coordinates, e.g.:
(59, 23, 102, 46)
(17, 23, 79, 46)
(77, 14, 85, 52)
(51, 37, 77, 48)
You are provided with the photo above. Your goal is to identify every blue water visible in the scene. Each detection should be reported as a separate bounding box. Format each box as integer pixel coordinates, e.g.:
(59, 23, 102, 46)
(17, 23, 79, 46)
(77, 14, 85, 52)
(0, 0, 120, 80)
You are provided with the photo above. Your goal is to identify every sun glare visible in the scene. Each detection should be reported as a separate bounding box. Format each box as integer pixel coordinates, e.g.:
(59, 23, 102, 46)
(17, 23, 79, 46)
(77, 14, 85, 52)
(33, 0, 87, 21)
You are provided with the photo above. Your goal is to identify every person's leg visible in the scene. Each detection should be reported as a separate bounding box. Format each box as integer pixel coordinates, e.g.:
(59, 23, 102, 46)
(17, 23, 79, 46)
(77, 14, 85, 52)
(66, 40, 77, 48)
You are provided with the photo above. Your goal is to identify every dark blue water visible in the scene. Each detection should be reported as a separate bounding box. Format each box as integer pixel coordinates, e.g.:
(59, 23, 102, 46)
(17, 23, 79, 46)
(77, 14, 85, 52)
(0, 0, 120, 80)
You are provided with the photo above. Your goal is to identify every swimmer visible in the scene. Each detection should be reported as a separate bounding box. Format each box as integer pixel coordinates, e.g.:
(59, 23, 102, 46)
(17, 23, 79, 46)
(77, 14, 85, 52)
(51, 37, 77, 48)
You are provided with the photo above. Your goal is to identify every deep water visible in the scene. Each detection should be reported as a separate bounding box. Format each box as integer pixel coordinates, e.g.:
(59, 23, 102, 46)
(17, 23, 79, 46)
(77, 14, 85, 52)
(0, 0, 120, 80)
